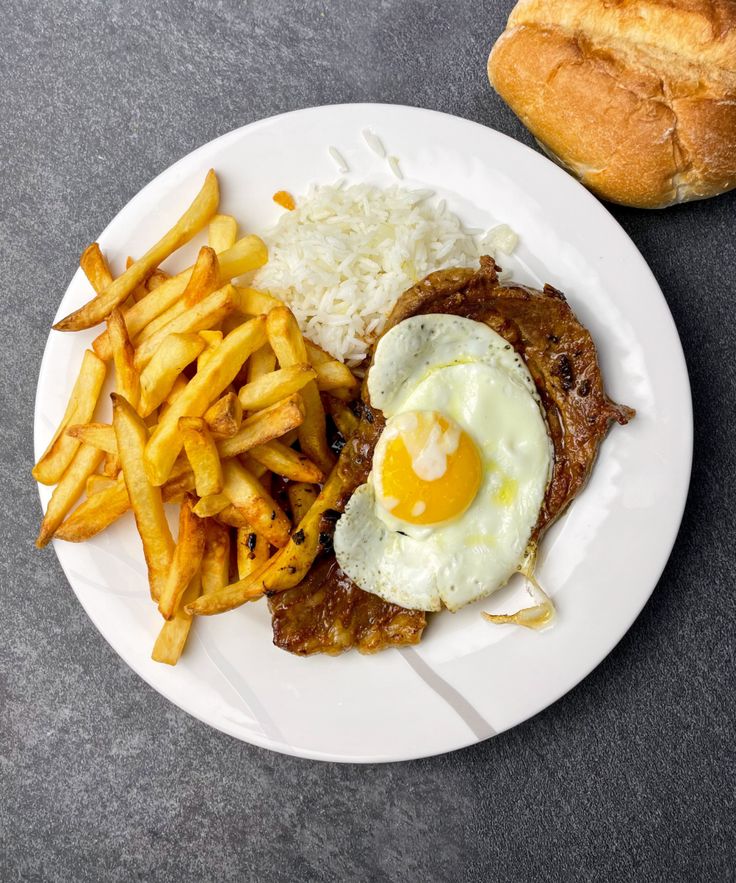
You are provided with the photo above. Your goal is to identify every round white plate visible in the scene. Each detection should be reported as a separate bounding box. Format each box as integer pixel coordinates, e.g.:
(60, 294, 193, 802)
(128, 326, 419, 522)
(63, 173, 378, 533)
(35, 104, 692, 762)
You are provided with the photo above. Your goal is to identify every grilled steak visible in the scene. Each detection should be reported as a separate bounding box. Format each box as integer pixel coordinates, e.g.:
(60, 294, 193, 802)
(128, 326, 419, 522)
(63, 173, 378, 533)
(269, 258, 634, 655)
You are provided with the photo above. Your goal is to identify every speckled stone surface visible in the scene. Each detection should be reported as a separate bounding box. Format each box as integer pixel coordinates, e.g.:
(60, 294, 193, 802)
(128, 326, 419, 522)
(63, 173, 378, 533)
(2, 1, 735, 880)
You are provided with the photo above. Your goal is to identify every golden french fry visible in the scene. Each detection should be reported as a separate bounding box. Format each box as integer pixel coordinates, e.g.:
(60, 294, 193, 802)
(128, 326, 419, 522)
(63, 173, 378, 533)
(304, 338, 333, 365)
(238, 454, 268, 479)
(86, 473, 117, 496)
(145, 316, 267, 486)
(33, 350, 107, 485)
(248, 440, 323, 483)
(202, 520, 231, 595)
(102, 451, 121, 478)
(125, 256, 149, 305)
(80, 242, 113, 293)
(203, 392, 242, 438)
(186, 556, 273, 615)
(237, 363, 315, 411)
(192, 493, 230, 518)
(135, 246, 221, 348)
(314, 359, 358, 393)
(112, 393, 175, 599)
(133, 283, 237, 370)
(107, 308, 141, 410)
(246, 342, 277, 383)
(323, 395, 359, 440)
(158, 496, 206, 620)
(287, 481, 319, 524)
(55, 461, 193, 542)
(35, 444, 105, 547)
(221, 458, 290, 548)
(236, 528, 269, 580)
(233, 287, 282, 315)
(216, 393, 305, 459)
(152, 572, 202, 665)
(266, 306, 334, 474)
(208, 214, 238, 253)
(56, 474, 130, 542)
(197, 329, 223, 372)
(158, 372, 188, 422)
(138, 332, 205, 417)
(91, 235, 268, 361)
(66, 422, 117, 454)
(183, 246, 220, 308)
(147, 268, 170, 291)
(179, 417, 223, 496)
(54, 171, 220, 332)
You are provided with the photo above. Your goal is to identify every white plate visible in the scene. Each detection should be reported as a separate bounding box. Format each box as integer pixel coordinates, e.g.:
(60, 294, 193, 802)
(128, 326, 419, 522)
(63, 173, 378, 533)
(34, 104, 692, 762)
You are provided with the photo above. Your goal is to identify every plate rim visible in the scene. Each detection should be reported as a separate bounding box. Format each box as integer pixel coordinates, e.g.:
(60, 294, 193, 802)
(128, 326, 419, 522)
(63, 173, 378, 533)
(34, 102, 694, 762)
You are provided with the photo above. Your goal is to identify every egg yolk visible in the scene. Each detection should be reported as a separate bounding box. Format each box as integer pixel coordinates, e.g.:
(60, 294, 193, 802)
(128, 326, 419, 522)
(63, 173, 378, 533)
(374, 411, 482, 525)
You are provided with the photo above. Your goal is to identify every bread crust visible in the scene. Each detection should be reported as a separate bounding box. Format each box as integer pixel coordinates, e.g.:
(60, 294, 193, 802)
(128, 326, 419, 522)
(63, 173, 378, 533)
(488, 0, 736, 207)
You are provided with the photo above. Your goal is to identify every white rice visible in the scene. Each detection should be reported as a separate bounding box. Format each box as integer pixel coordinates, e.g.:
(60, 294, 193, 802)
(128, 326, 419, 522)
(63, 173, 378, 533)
(328, 146, 349, 173)
(254, 182, 515, 367)
(362, 129, 386, 158)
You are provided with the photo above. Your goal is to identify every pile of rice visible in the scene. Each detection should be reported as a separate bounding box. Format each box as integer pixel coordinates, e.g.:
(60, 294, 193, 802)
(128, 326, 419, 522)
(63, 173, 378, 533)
(254, 183, 517, 367)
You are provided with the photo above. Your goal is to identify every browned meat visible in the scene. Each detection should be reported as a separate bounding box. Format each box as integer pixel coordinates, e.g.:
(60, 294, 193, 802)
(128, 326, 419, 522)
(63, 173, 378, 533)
(383, 257, 635, 536)
(269, 258, 633, 655)
(270, 556, 426, 655)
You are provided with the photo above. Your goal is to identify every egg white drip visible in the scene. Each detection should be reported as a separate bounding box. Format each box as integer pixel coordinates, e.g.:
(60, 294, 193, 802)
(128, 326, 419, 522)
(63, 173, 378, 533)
(334, 315, 554, 612)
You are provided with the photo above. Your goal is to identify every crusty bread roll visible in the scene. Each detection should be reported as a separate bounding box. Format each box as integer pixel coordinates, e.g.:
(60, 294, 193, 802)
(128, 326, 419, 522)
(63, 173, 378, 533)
(488, 0, 736, 208)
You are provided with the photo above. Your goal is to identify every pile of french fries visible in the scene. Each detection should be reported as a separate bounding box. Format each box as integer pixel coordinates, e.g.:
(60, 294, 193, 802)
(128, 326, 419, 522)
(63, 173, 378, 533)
(34, 170, 361, 665)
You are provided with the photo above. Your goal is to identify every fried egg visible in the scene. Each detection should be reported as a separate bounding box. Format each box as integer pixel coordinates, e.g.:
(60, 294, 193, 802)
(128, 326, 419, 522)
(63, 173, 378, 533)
(333, 314, 553, 611)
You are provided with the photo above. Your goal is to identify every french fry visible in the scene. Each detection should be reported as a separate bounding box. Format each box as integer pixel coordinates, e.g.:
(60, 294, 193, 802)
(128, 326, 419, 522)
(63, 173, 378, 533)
(197, 329, 223, 372)
(158, 372, 188, 421)
(54, 170, 220, 332)
(55, 461, 193, 542)
(237, 363, 315, 411)
(133, 284, 238, 370)
(186, 556, 273, 615)
(314, 359, 358, 393)
(236, 528, 269, 580)
(192, 493, 230, 518)
(86, 473, 117, 496)
(216, 394, 305, 458)
(238, 454, 268, 479)
(179, 417, 223, 496)
(56, 474, 131, 542)
(125, 256, 147, 307)
(287, 482, 319, 524)
(108, 308, 140, 410)
(158, 496, 206, 620)
(248, 440, 323, 483)
(151, 572, 202, 665)
(203, 392, 242, 438)
(134, 246, 221, 347)
(102, 451, 121, 478)
(246, 343, 277, 383)
(202, 520, 231, 595)
(66, 422, 117, 454)
(80, 242, 113, 293)
(304, 339, 333, 365)
(146, 267, 170, 291)
(35, 444, 105, 547)
(91, 235, 268, 361)
(112, 393, 175, 599)
(266, 306, 334, 474)
(323, 395, 359, 440)
(220, 458, 290, 548)
(145, 316, 267, 486)
(138, 332, 205, 417)
(233, 287, 282, 315)
(208, 214, 238, 253)
(33, 350, 107, 485)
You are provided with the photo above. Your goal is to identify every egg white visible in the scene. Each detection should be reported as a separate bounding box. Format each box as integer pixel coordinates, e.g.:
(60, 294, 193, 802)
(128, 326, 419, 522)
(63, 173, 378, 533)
(333, 314, 553, 612)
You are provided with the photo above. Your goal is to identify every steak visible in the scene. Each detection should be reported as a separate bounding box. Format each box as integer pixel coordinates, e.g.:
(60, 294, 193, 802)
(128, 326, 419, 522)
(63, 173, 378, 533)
(269, 258, 634, 655)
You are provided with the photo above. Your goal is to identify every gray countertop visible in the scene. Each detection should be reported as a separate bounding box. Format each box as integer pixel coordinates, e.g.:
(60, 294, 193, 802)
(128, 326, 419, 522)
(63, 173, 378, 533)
(2, 1, 734, 880)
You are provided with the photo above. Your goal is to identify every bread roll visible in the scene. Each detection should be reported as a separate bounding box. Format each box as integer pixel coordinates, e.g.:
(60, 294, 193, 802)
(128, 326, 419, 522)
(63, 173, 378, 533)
(488, 0, 736, 208)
